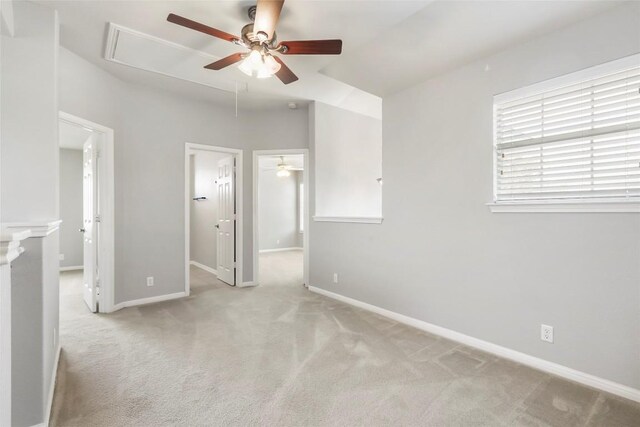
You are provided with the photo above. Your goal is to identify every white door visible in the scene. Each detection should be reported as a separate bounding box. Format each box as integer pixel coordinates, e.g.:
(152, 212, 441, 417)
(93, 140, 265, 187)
(82, 136, 98, 312)
(216, 156, 235, 285)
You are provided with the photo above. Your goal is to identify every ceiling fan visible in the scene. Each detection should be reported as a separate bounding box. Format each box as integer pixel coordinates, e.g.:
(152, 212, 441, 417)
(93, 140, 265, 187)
(263, 156, 302, 177)
(167, 0, 343, 84)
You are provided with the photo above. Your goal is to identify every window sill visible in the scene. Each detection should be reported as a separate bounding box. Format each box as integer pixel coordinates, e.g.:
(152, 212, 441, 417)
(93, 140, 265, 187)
(487, 201, 640, 213)
(313, 216, 384, 224)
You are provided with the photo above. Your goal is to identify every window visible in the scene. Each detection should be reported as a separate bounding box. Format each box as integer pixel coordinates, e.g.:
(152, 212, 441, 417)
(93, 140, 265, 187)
(493, 55, 640, 210)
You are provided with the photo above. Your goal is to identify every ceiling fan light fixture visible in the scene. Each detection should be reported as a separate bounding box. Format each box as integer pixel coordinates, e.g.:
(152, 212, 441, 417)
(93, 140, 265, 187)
(239, 49, 262, 76)
(238, 49, 280, 78)
(264, 54, 281, 74)
(256, 66, 272, 79)
(238, 58, 254, 76)
(276, 156, 291, 177)
(247, 49, 263, 66)
(255, 55, 273, 79)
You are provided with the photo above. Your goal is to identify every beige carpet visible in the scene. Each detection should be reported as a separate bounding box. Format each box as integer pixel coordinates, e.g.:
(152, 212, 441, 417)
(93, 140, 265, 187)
(257, 249, 305, 288)
(51, 251, 640, 426)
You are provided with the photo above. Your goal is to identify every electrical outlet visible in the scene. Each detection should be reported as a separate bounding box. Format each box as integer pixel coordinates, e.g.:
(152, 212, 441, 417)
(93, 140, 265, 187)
(333, 273, 338, 284)
(277, 239, 280, 245)
(541, 324, 554, 343)
(59, 254, 65, 261)
(146, 276, 154, 287)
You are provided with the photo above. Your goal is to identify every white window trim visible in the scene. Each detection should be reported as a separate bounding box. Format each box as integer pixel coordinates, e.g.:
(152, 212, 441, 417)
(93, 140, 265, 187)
(490, 53, 640, 213)
(487, 200, 640, 213)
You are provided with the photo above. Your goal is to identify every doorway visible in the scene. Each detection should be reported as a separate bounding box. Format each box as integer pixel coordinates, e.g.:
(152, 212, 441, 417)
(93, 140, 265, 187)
(184, 143, 244, 294)
(58, 112, 115, 313)
(253, 149, 309, 288)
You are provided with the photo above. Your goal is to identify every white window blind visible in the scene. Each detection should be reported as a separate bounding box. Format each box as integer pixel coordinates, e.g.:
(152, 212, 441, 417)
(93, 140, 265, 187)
(494, 61, 640, 202)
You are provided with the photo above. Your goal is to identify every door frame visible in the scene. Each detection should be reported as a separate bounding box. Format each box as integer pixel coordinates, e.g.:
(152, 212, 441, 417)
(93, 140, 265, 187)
(59, 111, 115, 313)
(253, 149, 309, 287)
(184, 143, 244, 294)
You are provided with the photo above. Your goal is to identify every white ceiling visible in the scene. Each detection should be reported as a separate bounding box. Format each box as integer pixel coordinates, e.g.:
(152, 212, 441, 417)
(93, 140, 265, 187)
(259, 154, 304, 170)
(103, 22, 382, 117)
(59, 120, 92, 149)
(40, 0, 623, 105)
(39, 0, 426, 112)
(322, 1, 623, 96)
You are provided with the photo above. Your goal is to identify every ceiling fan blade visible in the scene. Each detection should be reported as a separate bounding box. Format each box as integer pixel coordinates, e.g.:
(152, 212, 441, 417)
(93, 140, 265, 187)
(167, 13, 239, 43)
(253, 0, 284, 41)
(280, 40, 342, 55)
(204, 53, 244, 70)
(273, 57, 298, 85)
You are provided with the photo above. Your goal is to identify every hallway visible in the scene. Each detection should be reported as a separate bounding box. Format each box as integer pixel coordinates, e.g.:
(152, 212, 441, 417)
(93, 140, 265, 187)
(258, 249, 304, 288)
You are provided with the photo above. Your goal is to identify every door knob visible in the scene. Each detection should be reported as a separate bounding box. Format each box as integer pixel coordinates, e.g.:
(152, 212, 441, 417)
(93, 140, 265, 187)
(215, 224, 220, 229)
(79, 228, 86, 233)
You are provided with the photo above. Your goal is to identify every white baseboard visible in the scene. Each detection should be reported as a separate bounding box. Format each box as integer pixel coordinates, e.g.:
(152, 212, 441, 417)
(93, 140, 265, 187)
(112, 292, 186, 311)
(43, 344, 61, 427)
(308, 286, 640, 403)
(59, 266, 82, 272)
(313, 216, 383, 224)
(189, 261, 217, 276)
(259, 247, 303, 253)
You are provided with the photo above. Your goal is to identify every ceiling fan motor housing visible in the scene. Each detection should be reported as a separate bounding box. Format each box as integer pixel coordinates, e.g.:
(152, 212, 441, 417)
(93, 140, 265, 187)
(247, 5, 257, 22)
(241, 23, 278, 48)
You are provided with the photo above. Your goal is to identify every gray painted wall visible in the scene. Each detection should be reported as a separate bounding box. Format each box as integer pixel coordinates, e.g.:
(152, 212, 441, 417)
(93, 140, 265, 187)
(10, 233, 60, 427)
(1, 2, 60, 426)
(313, 102, 382, 218)
(1, 1, 58, 222)
(11, 238, 44, 426)
(58, 47, 308, 302)
(59, 148, 83, 268)
(309, 3, 640, 389)
(259, 168, 300, 250)
(190, 151, 231, 270)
